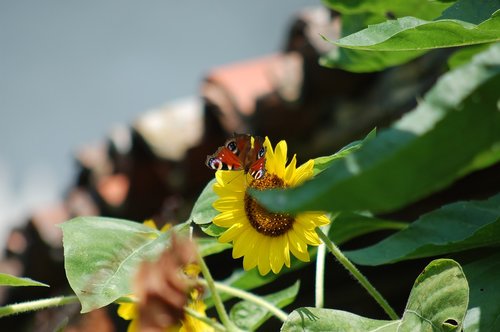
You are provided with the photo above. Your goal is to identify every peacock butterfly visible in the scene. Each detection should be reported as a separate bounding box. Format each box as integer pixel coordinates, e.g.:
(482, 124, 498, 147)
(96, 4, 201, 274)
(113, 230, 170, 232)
(206, 134, 266, 179)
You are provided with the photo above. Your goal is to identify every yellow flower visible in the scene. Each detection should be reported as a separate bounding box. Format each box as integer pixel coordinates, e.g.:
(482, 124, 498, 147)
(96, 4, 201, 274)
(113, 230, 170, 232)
(212, 137, 330, 275)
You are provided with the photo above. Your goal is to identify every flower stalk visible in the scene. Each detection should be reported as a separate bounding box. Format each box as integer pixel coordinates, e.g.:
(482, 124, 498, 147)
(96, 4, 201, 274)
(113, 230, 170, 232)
(197, 251, 241, 332)
(0, 295, 79, 318)
(199, 279, 289, 322)
(316, 227, 399, 320)
(315, 240, 326, 308)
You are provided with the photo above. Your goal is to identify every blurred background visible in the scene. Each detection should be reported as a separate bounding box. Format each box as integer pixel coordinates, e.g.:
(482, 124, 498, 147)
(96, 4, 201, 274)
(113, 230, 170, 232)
(0, 0, 313, 242)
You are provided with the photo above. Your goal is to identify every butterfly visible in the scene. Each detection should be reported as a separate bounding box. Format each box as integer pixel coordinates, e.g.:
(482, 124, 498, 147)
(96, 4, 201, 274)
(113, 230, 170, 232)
(206, 134, 266, 180)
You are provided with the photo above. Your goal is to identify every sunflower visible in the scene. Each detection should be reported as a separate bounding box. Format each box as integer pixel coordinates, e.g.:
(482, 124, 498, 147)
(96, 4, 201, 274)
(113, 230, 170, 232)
(212, 137, 330, 275)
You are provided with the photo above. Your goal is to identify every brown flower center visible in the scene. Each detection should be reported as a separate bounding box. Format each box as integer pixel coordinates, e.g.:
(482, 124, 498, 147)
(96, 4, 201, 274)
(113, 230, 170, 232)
(244, 174, 295, 237)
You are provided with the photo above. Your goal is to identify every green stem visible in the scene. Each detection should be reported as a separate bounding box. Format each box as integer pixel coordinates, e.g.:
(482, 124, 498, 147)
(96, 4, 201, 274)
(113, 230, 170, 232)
(0, 295, 79, 318)
(197, 252, 241, 332)
(200, 280, 288, 322)
(316, 228, 399, 320)
(315, 241, 326, 308)
(184, 306, 227, 332)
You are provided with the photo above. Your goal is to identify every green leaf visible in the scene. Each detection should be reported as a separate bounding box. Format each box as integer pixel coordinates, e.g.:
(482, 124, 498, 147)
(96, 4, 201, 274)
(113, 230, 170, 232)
(328, 212, 408, 245)
(320, 47, 426, 73)
(230, 281, 299, 331)
(329, 14, 500, 51)
(282, 308, 397, 331)
(253, 43, 500, 214)
(197, 237, 231, 257)
(200, 223, 227, 237)
(190, 178, 218, 225)
(439, 0, 500, 24)
(61, 216, 188, 313)
(281, 259, 468, 331)
(322, 0, 451, 19)
(462, 253, 500, 332)
(345, 194, 500, 266)
(0, 273, 49, 288)
(399, 259, 469, 331)
(313, 128, 376, 175)
(321, 0, 498, 71)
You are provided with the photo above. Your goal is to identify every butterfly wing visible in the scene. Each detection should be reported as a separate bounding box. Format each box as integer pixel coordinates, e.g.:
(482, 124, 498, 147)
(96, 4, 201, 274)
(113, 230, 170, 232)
(205, 146, 243, 171)
(247, 136, 266, 179)
(206, 134, 266, 179)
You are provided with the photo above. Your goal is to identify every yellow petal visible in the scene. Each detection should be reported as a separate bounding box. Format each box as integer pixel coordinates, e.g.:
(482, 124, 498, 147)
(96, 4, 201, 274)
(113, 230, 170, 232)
(216, 170, 246, 190)
(294, 224, 321, 246)
(242, 231, 259, 270)
(263, 137, 276, 175)
(304, 229, 321, 245)
(142, 219, 157, 230)
(127, 319, 139, 332)
(273, 140, 288, 178)
(117, 302, 137, 320)
(213, 184, 245, 198)
(213, 210, 246, 228)
(213, 197, 243, 211)
(232, 228, 254, 258)
(284, 154, 297, 184)
(257, 238, 271, 275)
(290, 159, 314, 186)
(269, 236, 285, 274)
(287, 229, 310, 262)
(294, 214, 317, 229)
(218, 223, 246, 243)
(283, 237, 291, 268)
(243, 250, 258, 270)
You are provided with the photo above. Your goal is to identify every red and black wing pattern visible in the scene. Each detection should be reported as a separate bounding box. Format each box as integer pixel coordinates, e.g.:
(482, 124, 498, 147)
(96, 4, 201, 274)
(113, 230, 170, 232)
(206, 134, 266, 179)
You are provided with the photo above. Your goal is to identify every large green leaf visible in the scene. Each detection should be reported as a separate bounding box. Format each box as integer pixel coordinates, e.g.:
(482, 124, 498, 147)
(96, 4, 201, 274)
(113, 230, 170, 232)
(345, 194, 500, 266)
(281, 259, 468, 331)
(0, 273, 49, 288)
(462, 253, 500, 332)
(328, 13, 500, 51)
(320, 47, 426, 73)
(230, 282, 299, 331)
(281, 308, 397, 332)
(313, 128, 376, 175)
(253, 43, 500, 214)
(322, 0, 451, 19)
(439, 0, 500, 24)
(321, 0, 498, 71)
(399, 259, 469, 331)
(328, 212, 408, 245)
(61, 217, 188, 312)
